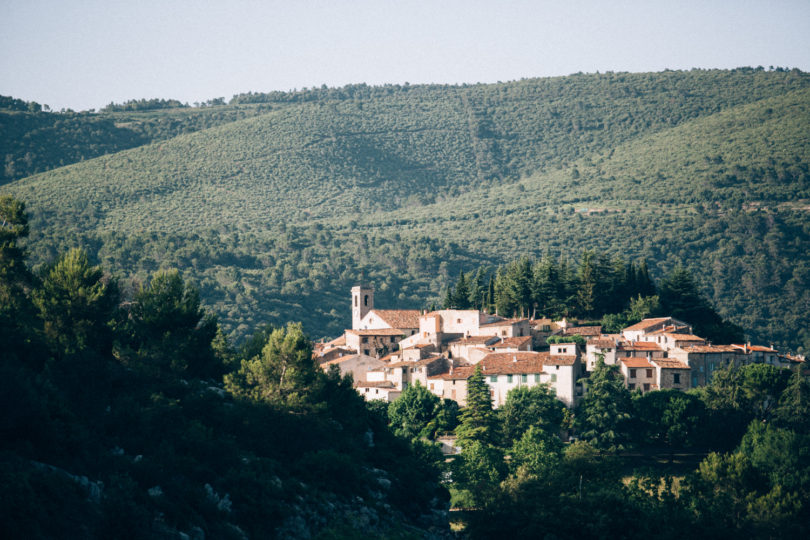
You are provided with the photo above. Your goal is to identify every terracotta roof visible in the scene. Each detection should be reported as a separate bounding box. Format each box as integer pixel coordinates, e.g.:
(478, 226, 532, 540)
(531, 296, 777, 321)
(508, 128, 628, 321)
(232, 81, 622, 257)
(732, 344, 777, 353)
(479, 351, 577, 367)
(355, 380, 397, 389)
(317, 347, 355, 363)
(681, 345, 740, 353)
(429, 366, 476, 380)
(653, 359, 690, 369)
(544, 354, 578, 366)
(619, 341, 662, 351)
(492, 336, 533, 348)
(369, 309, 422, 329)
(479, 352, 546, 375)
(346, 328, 406, 336)
(588, 338, 618, 349)
(387, 355, 445, 369)
(621, 358, 654, 368)
(564, 325, 602, 336)
(664, 333, 705, 341)
(622, 318, 671, 332)
(326, 334, 346, 347)
(448, 335, 500, 345)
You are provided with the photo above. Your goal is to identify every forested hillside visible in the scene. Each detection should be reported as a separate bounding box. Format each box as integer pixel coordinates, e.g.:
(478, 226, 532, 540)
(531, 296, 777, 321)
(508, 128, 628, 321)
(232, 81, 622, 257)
(2, 69, 809, 351)
(0, 100, 274, 185)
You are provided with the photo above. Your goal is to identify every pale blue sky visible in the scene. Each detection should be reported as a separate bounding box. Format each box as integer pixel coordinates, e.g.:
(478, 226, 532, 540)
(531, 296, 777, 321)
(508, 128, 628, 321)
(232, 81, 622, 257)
(2, 0, 809, 111)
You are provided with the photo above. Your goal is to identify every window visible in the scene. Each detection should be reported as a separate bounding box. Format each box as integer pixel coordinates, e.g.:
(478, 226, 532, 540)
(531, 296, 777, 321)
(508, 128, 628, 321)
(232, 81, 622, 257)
(363, 349, 370, 356)
(630, 368, 637, 378)
(364, 295, 369, 306)
(429, 383, 434, 391)
(507, 374, 513, 383)
(646, 368, 653, 378)
(457, 318, 461, 324)
(354, 296, 358, 307)
(629, 383, 635, 390)
(534, 374, 540, 382)
(490, 375, 497, 382)
(692, 375, 698, 386)
(390, 336, 396, 343)
(643, 383, 650, 391)
(551, 374, 557, 383)
(673, 373, 681, 384)
(362, 337, 368, 343)
(521, 374, 527, 383)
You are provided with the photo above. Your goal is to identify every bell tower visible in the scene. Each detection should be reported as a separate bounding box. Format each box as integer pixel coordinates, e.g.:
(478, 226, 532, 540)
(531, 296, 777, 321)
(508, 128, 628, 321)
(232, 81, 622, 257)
(351, 284, 374, 330)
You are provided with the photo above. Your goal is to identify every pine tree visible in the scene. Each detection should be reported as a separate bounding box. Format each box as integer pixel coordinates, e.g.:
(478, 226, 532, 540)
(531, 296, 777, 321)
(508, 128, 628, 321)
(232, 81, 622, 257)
(456, 365, 497, 448)
(575, 357, 632, 452)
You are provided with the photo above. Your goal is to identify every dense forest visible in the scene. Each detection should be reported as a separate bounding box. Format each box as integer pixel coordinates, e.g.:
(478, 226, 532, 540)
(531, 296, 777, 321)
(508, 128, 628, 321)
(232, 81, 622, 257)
(0, 196, 447, 538)
(439, 254, 744, 344)
(2, 69, 809, 354)
(4, 195, 808, 538)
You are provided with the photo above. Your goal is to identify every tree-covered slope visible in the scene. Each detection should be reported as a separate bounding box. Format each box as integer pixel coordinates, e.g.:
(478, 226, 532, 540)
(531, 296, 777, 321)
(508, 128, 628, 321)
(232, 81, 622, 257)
(0, 102, 275, 185)
(2, 69, 809, 351)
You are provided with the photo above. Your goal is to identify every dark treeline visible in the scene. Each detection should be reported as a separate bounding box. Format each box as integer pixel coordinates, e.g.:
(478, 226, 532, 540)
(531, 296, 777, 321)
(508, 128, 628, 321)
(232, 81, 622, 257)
(0, 196, 446, 538)
(443, 253, 744, 343)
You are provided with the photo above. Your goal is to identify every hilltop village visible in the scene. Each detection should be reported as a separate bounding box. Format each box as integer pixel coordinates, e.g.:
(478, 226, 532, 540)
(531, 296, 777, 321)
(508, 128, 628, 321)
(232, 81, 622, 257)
(314, 285, 805, 408)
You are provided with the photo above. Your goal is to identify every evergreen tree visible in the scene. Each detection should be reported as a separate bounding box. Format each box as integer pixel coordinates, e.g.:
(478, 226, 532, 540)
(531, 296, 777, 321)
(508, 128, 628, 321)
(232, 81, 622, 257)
(0, 196, 39, 365)
(33, 248, 119, 358)
(126, 269, 220, 379)
(453, 271, 471, 309)
(225, 322, 318, 409)
(456, 365, 497, 448)
(575, 357, 632, 452)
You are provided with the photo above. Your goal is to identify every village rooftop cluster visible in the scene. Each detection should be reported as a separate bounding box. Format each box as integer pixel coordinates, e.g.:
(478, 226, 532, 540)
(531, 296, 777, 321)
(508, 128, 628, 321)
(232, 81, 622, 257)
(313, 286, 805, 408)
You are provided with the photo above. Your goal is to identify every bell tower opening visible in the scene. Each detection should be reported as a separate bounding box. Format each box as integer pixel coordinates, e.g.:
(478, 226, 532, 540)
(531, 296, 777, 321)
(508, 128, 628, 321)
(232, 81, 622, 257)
(351, 284, 374, 330)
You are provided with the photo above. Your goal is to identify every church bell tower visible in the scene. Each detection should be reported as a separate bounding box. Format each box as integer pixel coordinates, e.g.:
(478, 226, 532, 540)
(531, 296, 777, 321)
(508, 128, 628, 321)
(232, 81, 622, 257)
(351, 285, 374, 330)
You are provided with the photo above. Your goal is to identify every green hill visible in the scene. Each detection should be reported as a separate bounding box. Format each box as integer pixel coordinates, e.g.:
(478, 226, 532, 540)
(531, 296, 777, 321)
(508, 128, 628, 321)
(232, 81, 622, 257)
(3, 69, 810, 351)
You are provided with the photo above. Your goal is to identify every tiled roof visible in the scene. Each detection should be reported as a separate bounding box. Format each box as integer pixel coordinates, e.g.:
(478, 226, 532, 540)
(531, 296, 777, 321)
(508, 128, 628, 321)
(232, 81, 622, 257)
(544, 355, 578, 366)
(620, 341, 662, 351)
(564, 325, 602, 336)
(479, 352, 546, 375)
(429, 366, 476, 380)
(621, 358, 654, 368)
(588, 338, 618, 349)
(653, 359, 690, 369)
(480, 351, 577, 367)
(664, 333, 705, 341)
(346, 328, 406, 336)
(448, 335, 500, 345)
(622, 318, 670, 332)
(370, 309, 422, 329)
(317, 347, 355, 363)
(731, 344, 777, 353)
(326, 334, 346, 347)
(387, 355, 445, 369)
(492, 336, 533, 348)
(355, 380, 397, 389)
(681, 345, 740, 353)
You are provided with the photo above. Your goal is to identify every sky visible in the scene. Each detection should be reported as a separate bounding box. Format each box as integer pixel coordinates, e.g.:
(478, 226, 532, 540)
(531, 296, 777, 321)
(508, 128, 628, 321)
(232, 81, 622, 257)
(2, 0, 809, 112)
